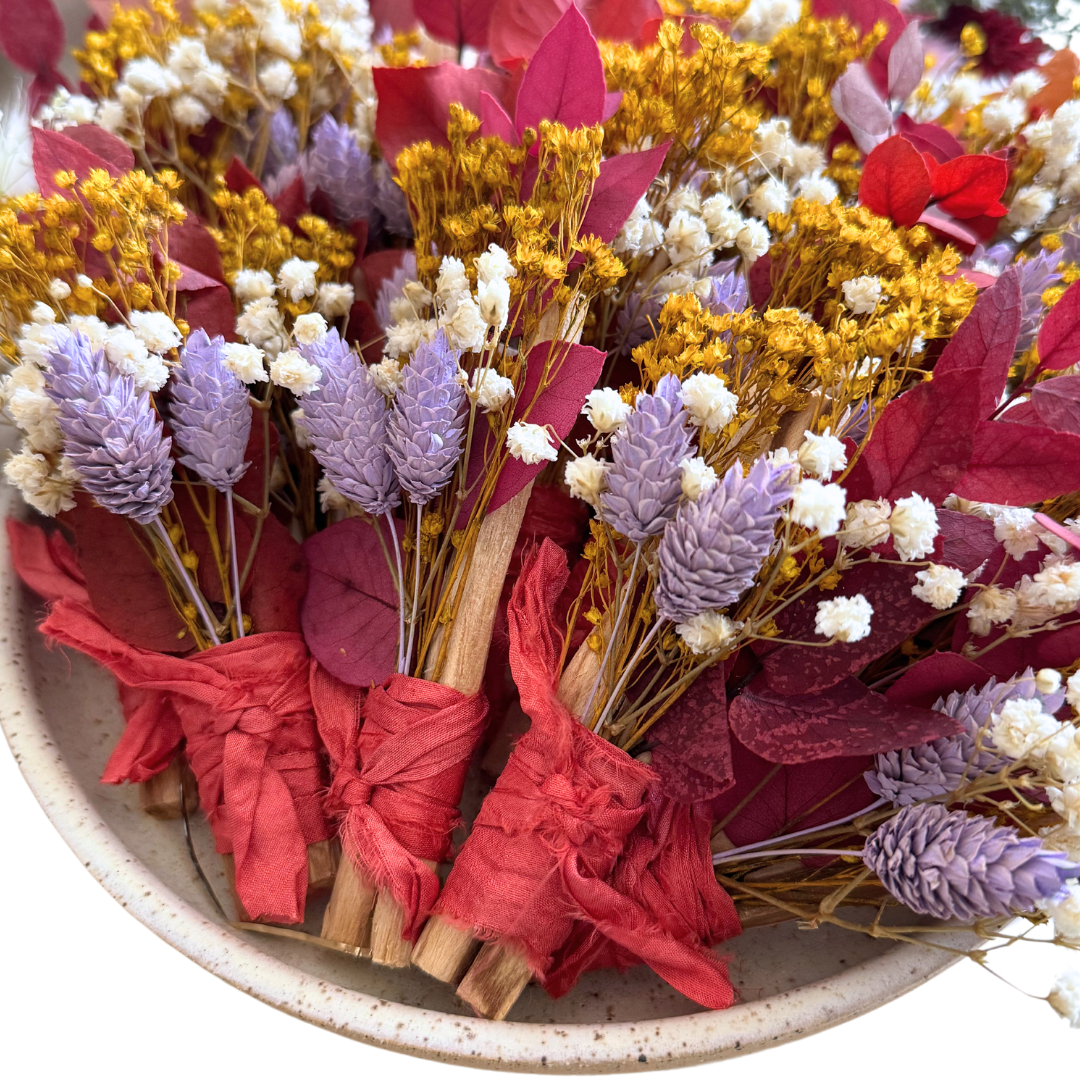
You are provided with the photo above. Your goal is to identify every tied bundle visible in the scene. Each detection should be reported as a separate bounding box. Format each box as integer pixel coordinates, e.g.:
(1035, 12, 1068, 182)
(3, 0, 1080, 1031)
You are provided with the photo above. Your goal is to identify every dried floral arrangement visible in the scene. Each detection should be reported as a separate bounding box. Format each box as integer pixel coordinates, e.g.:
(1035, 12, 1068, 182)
(1, 0, 1080, 1030)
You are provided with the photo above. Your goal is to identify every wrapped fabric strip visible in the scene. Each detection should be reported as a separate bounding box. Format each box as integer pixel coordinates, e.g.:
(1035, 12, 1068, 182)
(40, 597, 332, 924)
(319, 671, 487, 942)
(431, 540, 738, 1009)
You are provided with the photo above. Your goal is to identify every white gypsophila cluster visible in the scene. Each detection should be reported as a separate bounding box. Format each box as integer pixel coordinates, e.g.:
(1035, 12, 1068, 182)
(234, 270, 276, 304)
(797, 427, 846, 479)
(104, 326, 171, 392)
(237, 296, 289, 359)
(676, 611, 741, 655)
(316, 282, 355, 318)
(733, 0, 801, 43)
(223, 342, 269, 383)
(1050, 969, 1080, 1027)
(912, 564, 967, 610)
(790, 478, 847, 536)
(1, 363, 61, 454)
(290, 406, 311, 449)
(982, 93, 1030, 139)
(841, 275, 883, 316)
(1042, 822, 1080, 862)
(1068, 670, 1080, 712)
(582, 387, 632, 433)
(370, 357, 402, 396)
(1036, 668, 1063, 695)
(842, 499, 892, 547)
(564, 453, 609, 505)
(128, 310, 182, 354)
(269, 348, 322, 393)
(506, 421, 557, 465)
(814, 593, 873, 642)
(679, 456, 717, 501)
(277, 258, 318, 303)
(1049, 782, 1080, 831)
(679, 372, 738, 433)
(292, 312, 328, 345)
(967, 584, 1019, 636)
(317, 475, 349, 513)
(466, 368, 515, 413)
(991, 697, 1067, 764)
(3, 451, 78, 517)
(889, 493, 939, 561)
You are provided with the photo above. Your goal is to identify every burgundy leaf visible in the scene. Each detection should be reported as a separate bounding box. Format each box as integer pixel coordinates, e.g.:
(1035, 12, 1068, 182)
(514, 5, 605, 136)
(844, 369, 980, 504)
(578, 143, 670, 243)
(883, 650, 992, 708)
(60, 125, 135, 174)
(416, 0, 497, 48)
(955, 419, 1080, 504)
(246, 514, 307, 634)
(0, 0, 63, 74)
(32, 127, 124, 198)
(938, 508, 997, 573)
(894, 115, 963, 162)
(167, 216, 227, 284)
(1037, 278, 1080, 370)
(933, 267, 1021, 419)
(585, 0, 661, 43)
(488, 0, 572, 70)
(301, 516, 399, 687)
(973, 622, 1080, 683)
(1027, 375, 1080, 434)
(729, 676, 962, 764)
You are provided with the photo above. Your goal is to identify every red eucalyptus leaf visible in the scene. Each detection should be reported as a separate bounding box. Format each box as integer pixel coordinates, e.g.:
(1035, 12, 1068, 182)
(602, 91, 622, 122)
(859, 135, 932, 227)
(933, 266, 1021, 419)
(416, 0, 497, 48)
(223, 156, 264, 195)
(938, 507, 998, 573)
(845, 369, 980, 504)
(972, 621, 1080, 683)
(271, 175, 310, 230)
(887, 20, 924, 103)
(60, 125, 134, 174)
(884, 651, 993, 708)
(578, 143, 670, 243)
(1037, 279, 1080, 370)
(956, 419, 1080, 504)
(929, 154, 1009, 219)
(300, 516, 400, 687)
(373, 64, 509, 168)
(728, 676, 962, 764)
(711, 740, 875, 848)
(488, 0, 572, 70)
(458, 339, 606, 519)
(32, 127, 124, 198)
(246, 514, 308, 633)
(370, 0, 417, 31)
(60, 496, 192, 654)
(0, 0, 63, 74)
(479, 90, 516, 142)
(178, 280, 236, 340)
(514, 6, 605, 136)
(586, 0, 661, 43)
(167, 216, 227, 285)
(894, 116, 963, 162)
(1027, 375, 1080, 434)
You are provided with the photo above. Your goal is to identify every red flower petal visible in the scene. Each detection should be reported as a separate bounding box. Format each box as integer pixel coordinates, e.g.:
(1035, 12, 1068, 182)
(859, 135, 932, 227)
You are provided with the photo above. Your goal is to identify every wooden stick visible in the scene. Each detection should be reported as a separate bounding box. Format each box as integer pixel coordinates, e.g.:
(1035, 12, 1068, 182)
(412, 632, 600, 1005)
(306, 838, 340, 893)
(369, 482, 535, 968)
(321, 857, 376, 950)
(139, 755, 198, 820)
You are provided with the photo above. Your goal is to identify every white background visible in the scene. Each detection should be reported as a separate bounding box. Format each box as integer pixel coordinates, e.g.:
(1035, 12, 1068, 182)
(0, 734, 1075, 1079)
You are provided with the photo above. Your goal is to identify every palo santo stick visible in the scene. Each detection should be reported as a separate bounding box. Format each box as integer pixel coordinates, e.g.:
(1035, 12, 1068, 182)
(321, 857, 376, 950)
(139, 755, 198, 820)
(412, 628, 601, 1004)
(306, 838, 341, 893)
(369, 482, 535, 967)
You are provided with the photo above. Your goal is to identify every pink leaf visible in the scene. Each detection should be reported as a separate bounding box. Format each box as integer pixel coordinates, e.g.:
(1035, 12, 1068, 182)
(887, 20, 924, 102)
(373, 64, 510, 169)
(60, 125, 135, 174)
(578, 143, 670, 243)
(416, 0, 497, 48)
(884, 651, 993, 708)
(1027, 375, 1080, 434)
(479, 90, 516, 142)
(301, 516, 400, 687)
(845, 369, 980, 504)
(728, 676, 961, 764)
(916, 209, 980, 250)
(1037, 278, 1080, 370)
(488, 0, 573, 70)
(514, 6, 605, 136)
(602, 90, 623, 122)
(956, 419, 1080, 504)
(933, 267, 1021, 419)
(0, 0, 63, 74)
(32, 127, 124, 198)
(831, 63, 892, 154)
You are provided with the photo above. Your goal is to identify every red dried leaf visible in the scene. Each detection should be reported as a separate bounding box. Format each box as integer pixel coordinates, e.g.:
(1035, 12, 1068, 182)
(246, 514, 307, 633)
(650, 663, 734, 803)
(514, 6, 605, 136)
(929, 154, 1009, 219)
(167, 217, 227, 284)
(1037, 279, 1080, 371)
(370, 0, 417, 31)
(60, 125, 135, 174)
(859, 135, 932, 227)
(459, 339, 606, 519)
(894, 115, 963, 162)
(578, 143, 670, 243)
(933, 267, 1021, 419)
(728, 676, 961, 764)
(416, 0, 497, 48)
(1025, 375, 1080, 434)
(300, 516, 399, 687)
(178, 280, 236, 340)
(479, 90, 516, 142)
(845, 369, 980, 504)
(884, 651, 993, 708)
(373, 64, 509, 168)
(711, 740, 875, 848)
(974, 621, 1080, 683)
(0, 0, 63, 74)
(271, 174, 310, 230)
(585, 0, 661, 43)
(488, 0, 572, 70)
(956, 419, 1080, 504)
(32, 127, 123, 198)
(813, 0, 907, 95)
(60, 496, 192, 654)
(223, 157, 264, 195)
(938, 507, 998, 573)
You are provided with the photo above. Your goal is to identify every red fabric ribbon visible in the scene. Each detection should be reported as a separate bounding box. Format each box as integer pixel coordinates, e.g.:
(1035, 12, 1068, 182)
(38, 593, 331, 924)
(312, 663, 487, 941)
(431, 539, 737, 1008)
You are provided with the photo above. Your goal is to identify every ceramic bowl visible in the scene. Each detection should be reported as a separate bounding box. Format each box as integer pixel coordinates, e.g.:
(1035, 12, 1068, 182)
(0, 483, 970, 1072)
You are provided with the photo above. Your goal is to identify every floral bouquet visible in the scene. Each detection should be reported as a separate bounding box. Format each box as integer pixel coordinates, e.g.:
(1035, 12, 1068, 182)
(2, 0, 1079, 1031)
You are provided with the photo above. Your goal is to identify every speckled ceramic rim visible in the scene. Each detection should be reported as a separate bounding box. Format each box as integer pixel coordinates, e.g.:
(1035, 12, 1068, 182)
(0, 516, 962, 1072)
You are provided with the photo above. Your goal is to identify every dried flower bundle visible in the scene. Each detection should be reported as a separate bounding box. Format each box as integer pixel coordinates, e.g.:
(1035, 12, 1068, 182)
(2, 0, 1080, 1031)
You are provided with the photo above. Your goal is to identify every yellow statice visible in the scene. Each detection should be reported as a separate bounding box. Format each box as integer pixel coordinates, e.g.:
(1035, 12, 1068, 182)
(602, 21, 771, 182)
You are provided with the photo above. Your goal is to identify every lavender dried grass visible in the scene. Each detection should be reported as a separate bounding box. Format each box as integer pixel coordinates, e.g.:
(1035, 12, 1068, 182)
(303, 114, 374, 226)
